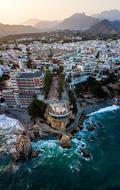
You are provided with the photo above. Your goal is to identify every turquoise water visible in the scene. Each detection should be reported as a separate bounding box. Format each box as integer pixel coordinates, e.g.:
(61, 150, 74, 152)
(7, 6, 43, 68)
(0, 109, 120, 190)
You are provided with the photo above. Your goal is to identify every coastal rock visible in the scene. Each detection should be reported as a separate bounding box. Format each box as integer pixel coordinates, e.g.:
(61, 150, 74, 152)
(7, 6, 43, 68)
(11, 152, 21, 162)
(30, 123, 49, 140)
(39, 131, 49, 139)
(96, 122, 103, 128)
(67, 133, 73, 138)
(87, 124, 95, 132)
(89, 135, 95, 142)
(15, 135, 32, 161)
(80, 112, 87, 122)
(78, 125, 84, 131)
(76, 137, 82, 141)
(32, 151, 39, 158)
(60, 135, 71, 148)
(11, 152, 27, 163)
(29, 131, 36, 141)
(81, 148, 91, 159)
(70, 126, 81, 135)
(76, 127, 80, 132)
(31, 124, 40, 138)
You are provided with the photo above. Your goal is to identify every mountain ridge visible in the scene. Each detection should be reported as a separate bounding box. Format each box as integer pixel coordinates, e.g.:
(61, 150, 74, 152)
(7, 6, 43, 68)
(88, 19, 120, 33)
(57, 13, 99, 30)
(0, 23, 40, 37)
(92, 9, 120, 21)
(0, 10, 120, 37)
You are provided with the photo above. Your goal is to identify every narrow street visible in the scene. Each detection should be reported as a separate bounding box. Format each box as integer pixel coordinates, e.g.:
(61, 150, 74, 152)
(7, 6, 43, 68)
(48, 75, 58, 101)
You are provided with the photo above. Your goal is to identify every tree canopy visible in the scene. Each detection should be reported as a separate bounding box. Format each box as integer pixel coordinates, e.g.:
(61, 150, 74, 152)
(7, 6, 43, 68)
(43, 70, 52, 99)
(28, 97, 47, 121)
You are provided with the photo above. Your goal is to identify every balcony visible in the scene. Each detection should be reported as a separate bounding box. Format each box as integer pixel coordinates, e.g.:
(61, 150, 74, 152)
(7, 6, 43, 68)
(49, 103, 70, 119)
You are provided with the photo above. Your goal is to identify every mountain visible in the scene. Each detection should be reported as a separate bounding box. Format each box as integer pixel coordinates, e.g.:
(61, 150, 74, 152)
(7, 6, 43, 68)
(88, 20, 120, 33)
(22, 19, 59, 30)
(1, 11, 120, 37)
(0, 23, 39, 37)
(15, 13, 99, 32)
(36, 21, 59, 30)
(57, 13, 99, 30)
(92, 9, 120, 21)
(22, 19, 41, 26)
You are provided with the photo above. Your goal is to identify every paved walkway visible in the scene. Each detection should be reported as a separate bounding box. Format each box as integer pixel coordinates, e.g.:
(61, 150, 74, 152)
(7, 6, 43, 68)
(48, 75, 58, 101)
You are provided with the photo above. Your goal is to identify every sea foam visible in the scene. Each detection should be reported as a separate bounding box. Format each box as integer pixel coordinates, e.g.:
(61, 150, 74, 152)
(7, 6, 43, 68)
(89, 105, 120, 116)
(0, 114, 22, 130)
(0, 115, 23, 154)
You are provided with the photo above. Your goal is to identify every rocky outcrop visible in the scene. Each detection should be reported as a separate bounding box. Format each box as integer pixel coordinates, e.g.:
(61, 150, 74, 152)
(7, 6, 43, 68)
(29, 123, 49, 140)
(12, 134, 33, 163)
(79, 112, 87, 123)
(81, 148, 91, 159)
(79, 125, 84, 131)
(60, 135, 71, 148)
(87, 124, 95, 132)
(29, 124, 40, 140)
(32, 151, 39, 158)
(45, 109, 69, 131)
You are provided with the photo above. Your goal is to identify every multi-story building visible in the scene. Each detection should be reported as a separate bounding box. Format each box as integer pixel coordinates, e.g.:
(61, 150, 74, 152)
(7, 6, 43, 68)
(17, 93, 34, 108)
(0, 98, 7, 113)
(16, 71, 44, 95)
(4, 70, 45, 108)
(10, 72, 19, 92)
(2, 90, 17, 108)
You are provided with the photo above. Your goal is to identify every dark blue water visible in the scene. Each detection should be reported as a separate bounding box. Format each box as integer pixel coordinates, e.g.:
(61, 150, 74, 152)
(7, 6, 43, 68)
(0, 109, 120, 190)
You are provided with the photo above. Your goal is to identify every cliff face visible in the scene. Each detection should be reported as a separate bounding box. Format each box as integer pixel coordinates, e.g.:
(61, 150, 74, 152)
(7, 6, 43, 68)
(45, 110, 69, 131)
(12, 134, 32, 163)
(16, 135, 32, 155)
(50, 117, 68, 130)
(60, 135, 71, 148)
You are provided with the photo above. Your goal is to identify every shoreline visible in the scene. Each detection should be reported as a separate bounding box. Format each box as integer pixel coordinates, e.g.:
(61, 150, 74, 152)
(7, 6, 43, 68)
(82, 99, 114, 115)
(0, 101, 119, 165)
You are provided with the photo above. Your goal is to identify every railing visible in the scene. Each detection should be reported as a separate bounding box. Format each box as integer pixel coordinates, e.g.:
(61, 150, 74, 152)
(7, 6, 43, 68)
(49, 111, 70, 118)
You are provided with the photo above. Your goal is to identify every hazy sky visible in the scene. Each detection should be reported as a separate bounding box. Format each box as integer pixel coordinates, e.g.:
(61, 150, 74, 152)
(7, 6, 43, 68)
(0, 0, 120, 24)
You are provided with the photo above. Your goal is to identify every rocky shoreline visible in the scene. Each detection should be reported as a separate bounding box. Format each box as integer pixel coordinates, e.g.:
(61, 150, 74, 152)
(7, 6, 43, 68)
(1, 101, 119, 165)
(10, 109, 93, 163)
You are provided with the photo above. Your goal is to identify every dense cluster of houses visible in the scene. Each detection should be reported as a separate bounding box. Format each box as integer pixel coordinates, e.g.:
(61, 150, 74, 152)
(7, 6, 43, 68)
(0, 39, 120, 110)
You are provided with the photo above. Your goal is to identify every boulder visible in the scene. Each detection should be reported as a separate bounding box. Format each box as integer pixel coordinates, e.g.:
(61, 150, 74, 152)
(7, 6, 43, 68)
(32, 151, 38, 158)
(79, 125, 84, 131)
(76, 137, 82, 141)
(11, 152, 21, 163)
(81, 148, 91, 159)
(24, 142, 32, 158)
(80, 112, 87, 121)
(31, 124, 40, 138)
(29, 131, 36, 141)
(39, 131, 49, 139)
(60, 135, 71, 148)
(76, 127, 80, 132)
(87, 124, 95, 132)
(88, 135, 95, 142)
(11, 152, 26, 163)
(15, 135, 32, 161)
(67, 133, 73, 138)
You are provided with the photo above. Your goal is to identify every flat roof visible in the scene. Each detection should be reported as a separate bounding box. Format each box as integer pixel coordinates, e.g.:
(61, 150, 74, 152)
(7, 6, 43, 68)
(17, 71, 43, 78)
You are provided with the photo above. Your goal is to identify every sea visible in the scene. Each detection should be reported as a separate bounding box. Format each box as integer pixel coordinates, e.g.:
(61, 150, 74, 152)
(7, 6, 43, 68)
(0, 105, 120, 190)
